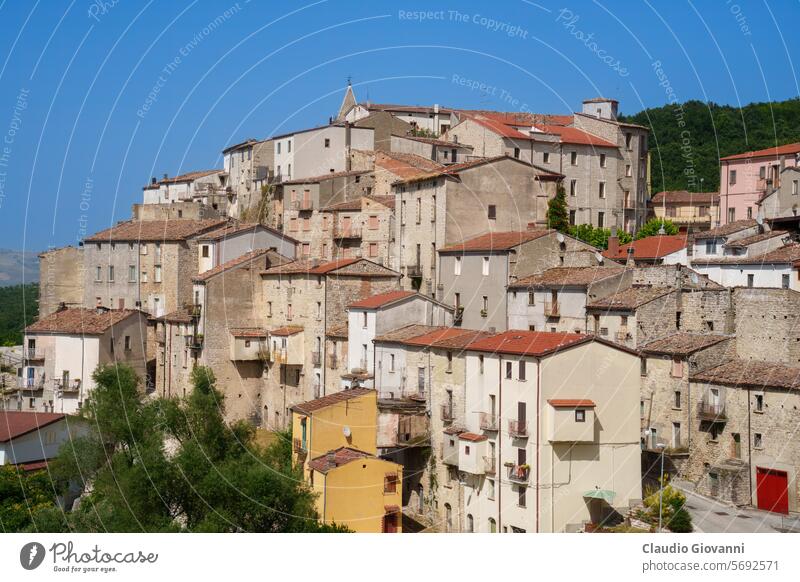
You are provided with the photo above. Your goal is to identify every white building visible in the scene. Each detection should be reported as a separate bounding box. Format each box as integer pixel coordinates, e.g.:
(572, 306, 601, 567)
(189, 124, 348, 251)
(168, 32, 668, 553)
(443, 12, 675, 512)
(142, 170, 227, 205)
(691, 243, 800, 290)
(0, 411, 86, 469)
(195, 222, 298, 274)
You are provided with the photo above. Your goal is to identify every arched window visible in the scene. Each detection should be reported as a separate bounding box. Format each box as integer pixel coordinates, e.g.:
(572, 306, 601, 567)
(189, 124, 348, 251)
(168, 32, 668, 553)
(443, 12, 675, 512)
(444, 503, 452, 532)
(488, 517, 497, 533)
(467, 514, 474, 533)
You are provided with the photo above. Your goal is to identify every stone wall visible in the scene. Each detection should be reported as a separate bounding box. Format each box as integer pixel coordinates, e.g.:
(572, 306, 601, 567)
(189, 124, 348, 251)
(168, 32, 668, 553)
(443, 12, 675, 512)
(734, 288, 800, 364)
(38, 246, 84, 318)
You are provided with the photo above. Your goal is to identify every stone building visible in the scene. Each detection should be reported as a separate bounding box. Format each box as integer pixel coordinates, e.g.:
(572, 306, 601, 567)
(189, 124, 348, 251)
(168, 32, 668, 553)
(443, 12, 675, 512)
(692, 242, 800, 291)
(141, 170, 228, 212)
(586, 286, 678, 348)
(390, 134, 473, 165)
(195, 222, 297, 273)
(759, 166, 800, 221)
(733, 287, 800, 365)
(438, 230, 606, 331)
(354, 150, 443, 198)
(688, 360, 800, 513)
(222, 138, 274, 219)
(82, 218, 228, 317)
(393, 157, 563, 296)
(38, 246, 84, 318)
(320, 194, 395, 264)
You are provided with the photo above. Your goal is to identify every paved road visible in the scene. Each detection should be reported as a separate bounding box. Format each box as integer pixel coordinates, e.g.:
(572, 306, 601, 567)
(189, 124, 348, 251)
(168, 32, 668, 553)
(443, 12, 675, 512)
(673, 482, 800, 533)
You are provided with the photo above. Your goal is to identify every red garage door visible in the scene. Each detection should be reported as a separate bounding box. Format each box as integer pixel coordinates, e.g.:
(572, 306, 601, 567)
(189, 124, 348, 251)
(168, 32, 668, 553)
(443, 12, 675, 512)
(756, 467, 789, 514)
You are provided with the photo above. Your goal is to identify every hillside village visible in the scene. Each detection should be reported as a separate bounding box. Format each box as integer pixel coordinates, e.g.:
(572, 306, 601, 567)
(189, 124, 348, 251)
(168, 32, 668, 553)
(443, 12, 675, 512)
(5, 85, 800, 533)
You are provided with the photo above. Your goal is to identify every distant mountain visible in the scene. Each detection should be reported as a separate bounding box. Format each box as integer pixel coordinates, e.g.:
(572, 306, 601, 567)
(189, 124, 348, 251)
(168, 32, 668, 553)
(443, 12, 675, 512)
(0, 249, 39, 287)
(620, 98, 800, 194)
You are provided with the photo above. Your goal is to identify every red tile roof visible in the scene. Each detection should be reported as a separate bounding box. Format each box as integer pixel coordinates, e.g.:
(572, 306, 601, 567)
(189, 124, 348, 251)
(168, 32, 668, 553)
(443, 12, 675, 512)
(0, 411, 66, 442)
(262, 257, 362, 275)
(394, 134, 473, 149)
(84, 218, 228, 242)
(325, 323, 348, 339)
(720, 142, 800, 161)
(723, 230, 788, 248)
(586, 286, 673, 311)
(691, 359, 800, 390)
(291, 388, 374, 414)
(640, 333, 730, 356)
(229, 328, 267, 338)
(270, 326, 304, 337)
(467, 330, 589, 357)
(143, 169, 222, 189)
(374, 324, 441, 344)
(462, 113, 534, 140)
(402, 328, 496, 350)
(307, 446, 374, 473)
(197, 222, 296, 243)
(691, 242, 800, 266)
(548, 399, 596, 408)
(459, 432, 488, 442)
(194, 248, 283, 282)
(693, 219, 758, 240)
(279, 170, 369, 185)
(535, 124, 617, 148)
(510, 266, 626, 288)
(440, 229, 553, 253)
(373, 151, 444, 179)
(26, 308, 141, 335)
(650, 190, 719, 205)
(349, 290, 415, 309)
(603, 235, 687, 260)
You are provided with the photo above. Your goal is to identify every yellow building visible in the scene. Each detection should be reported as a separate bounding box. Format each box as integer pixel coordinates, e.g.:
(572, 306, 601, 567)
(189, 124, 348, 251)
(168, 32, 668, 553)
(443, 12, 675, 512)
(650, 190, 720, 232)
(291, 388, 403, 532)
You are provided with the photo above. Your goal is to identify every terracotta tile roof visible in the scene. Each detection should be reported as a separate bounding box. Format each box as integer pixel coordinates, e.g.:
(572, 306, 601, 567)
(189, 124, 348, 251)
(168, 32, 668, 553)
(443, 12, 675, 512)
(363, 102, 454, 114)
(720, 142, 800, 161)
(692, 243, 800, 266)
(349, 290, 416, 309)
(586, 286, 672, 311)
(197, 222, 296, 243)
(158, 309, 193, 324)
(457, 110, 571, 127)
(462, 113, 534, 140)
(279, 170, 369, 185)
(26, 308, 141, 335)
(440, 229, 553, 253)
(291, 388, 374, 414)
(691, 359, 800, 390)
(548, 399, 596, 408)
(261, 257, 363, 276)
(466, 330, 589, 357)
(693, 219, 758, 240)
(403, 328, 497, 350)
(325, 323, 348, 339)
(193, 248, 282, 282)
(144, 169, 222, 189)
(365, 194, 395, 209)
(84, 218, 228, 242)
(534, 124, 617, 148)
(222, 138, 261, 153)
(459, 432, 488, 442)
(640, 333, 730, 356)
(510, 266, 626, 288)
(0, 411, 66, 442)
(650, 190, 719, 205)
(724, 230, 789, 248)
(321, 198, 363, 212)
(443, 425, 465, 435)
(603, 235, 687, 260)
(270, 326, 304, 337)
(395, 134, 473, 148)
(307, 446, 374, 473)
(373, 151, 444, 179)
(374, 324, 441, 344)
(229, 328, 267, 338)
(16, 460, 50, 472)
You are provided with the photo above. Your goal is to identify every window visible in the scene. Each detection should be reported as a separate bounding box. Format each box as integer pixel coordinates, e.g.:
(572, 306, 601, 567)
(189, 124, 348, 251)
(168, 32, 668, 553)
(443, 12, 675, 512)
(482, 296, 488, 314)
(505, 361, 512, 379)
(513, 147, 520, 159)
(640, 400, 645, 418)
(446, 351, 453, 373)
(482, 257, 489, 276)
(479, 355, 484, 374)
(599, 182, 606, 198)
(464, 445, 470, 456)
(782, 274, 790, 289)
(518, 486, 526, 507)
(95, 266, 101, 281)
(128, 265, 136, 282)
(518, 360, 526, 381)
(747, 274, 754, 288)
(454, 256, 461, 276)
(324, 138, 330, 148)
(575, 409, 585, 422)
(487, 481, 495, 501)
(276, 142, 281, 154)
(287, 141, 291, 153)
(600, 153, 606, 167)
(267, 302, 272, 317)
(569, 210, 576, 225)
(154, 265, 162, 283)
(729, 170, 737, 185)
(793, 180, 799, 195)
(674, 390, 682, 409)
(543, 152, 550, 164)
(755, 393, 764, 412)
(625, 133, 632, 149)
(467, 514, 474, 532)
(705, 240, 718, 254)
(528, 291, 535, 305)
(754, 433, 763, 448)
(625, 164, 632, 177)
(124, 335, 131, 351)
(570, 151, 577, 165)
(384, 473, 398, 493)
(487, 205, 496, 219)
(416, 198, 421, 224)
(108, 266, 114, 282)
(389, 354, 395, 372)
(672, 422, 681, 447)
(202, 245, 209, 258)
(569, 179, 577, 196)
(597, 212, 605, 228)
(671, 357, 684, 378)
(747, 206, 753, 219)
(728, 208, 736, 222)
(368, 215, 378, 230)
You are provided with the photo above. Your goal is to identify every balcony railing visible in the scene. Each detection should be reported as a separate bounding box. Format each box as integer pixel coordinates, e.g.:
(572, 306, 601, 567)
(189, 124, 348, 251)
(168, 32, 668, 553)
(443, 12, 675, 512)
(543, 300, 560, 318)
(18, 377, 45, 390)
(479, 412, 499, 431)
(508, 419, 529, 438)
(406, 263, 422, 277)
(697, 401, 726, 422)
(311, 351, 321, 367)
(453, 306, 464, 325)
(507, 464, 530, 483)
(185, 334, 203, 350)
(293, 438, 307, 458)
(441, 404, 454, 422)
(483, 456, 497, 475)
(24, 349, 44, 361)
(333, 225, 362, 239)
(185, 303, 202, 318)
(54, 379, 80, 393)
(291, 199, 313, 211)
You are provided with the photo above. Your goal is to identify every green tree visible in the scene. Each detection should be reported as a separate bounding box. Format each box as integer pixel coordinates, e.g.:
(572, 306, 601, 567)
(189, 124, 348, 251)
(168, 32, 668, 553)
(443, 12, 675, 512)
(568, 224, 632, 249)
(0, 283, 38, 346)
(635, 218, 679, 240)
(30, 364, 346, 533)
(0, 465, 59, 531)
(546, 185, 570, 233)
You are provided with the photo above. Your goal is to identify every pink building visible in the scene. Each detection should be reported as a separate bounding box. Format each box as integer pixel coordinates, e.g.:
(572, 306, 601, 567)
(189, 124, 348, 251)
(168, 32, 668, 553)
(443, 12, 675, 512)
(719, 143, 800, 225)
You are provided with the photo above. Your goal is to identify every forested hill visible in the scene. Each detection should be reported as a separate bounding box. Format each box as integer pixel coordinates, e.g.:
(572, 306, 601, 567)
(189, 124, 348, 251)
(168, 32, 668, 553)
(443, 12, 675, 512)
(619, 98, 800, 194)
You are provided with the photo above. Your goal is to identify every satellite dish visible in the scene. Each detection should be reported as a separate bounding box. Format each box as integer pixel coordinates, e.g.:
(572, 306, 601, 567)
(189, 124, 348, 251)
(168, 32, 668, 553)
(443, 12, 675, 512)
(343, 426, 351, 438)
(595, 251, 604, 264)
(556, 232, 565, 243)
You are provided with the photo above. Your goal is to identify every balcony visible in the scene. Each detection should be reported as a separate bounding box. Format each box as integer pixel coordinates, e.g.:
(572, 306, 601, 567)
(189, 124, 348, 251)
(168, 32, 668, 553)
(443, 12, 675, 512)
(18, 377, 45, 390)
(543, 300, 560, 318)
(311, 351, 321, 367)
(507, 464, 530, 483)
(291, 199, 313, 212)
(483, 456, 497, 475)
(54, 379, 80, 393)
(698, 401, 726, 422)
(333, 225, 362, 240)
(185, 334, 203, 350)
(441, 404, 454, 422)
(406, 263, 422, 277)
(508, 419, 529, 438)
(185, 303, 202, 318)
(293, 438, 307, 459)
(479, 412, 499, 431)
(24, 349, 44, 361)
(453, 306, 464, 326)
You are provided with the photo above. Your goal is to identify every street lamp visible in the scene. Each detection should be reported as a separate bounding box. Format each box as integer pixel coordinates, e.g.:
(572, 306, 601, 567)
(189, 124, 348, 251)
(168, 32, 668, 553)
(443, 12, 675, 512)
(656, 443, 666, 532)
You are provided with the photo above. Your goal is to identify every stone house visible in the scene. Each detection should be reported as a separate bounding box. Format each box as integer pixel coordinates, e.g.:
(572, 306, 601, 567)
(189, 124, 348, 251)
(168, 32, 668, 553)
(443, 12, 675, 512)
(15, 307, 149, 414)
(585, 286, 678, 348)
(222, 138, 273, 219)
(688, 360, 800, 513)
(733, 287, 800, 365)
(507, 266, 631, 333)
(437, 230, 606, 331)
(38, 246, 84, 318)
(141, 170, 227, 211)
(689, 219, 761, 262)
(392, 156, 563, 296)
(355, 150, 444, 198)
(82, 218, 228, 317)
(352, 110, 413, 152)
(320, 194, 395, 265)
(258, 258, 400, 428)
(389, 134, 473, 165)
(323, 323, 348, 397)
(195, 222, 297, 273)
(345, 102, 455, 135)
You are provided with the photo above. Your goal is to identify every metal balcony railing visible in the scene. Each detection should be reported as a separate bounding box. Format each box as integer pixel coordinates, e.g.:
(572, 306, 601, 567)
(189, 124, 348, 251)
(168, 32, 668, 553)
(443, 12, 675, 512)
(406, 263, 422, 277)
(293, 438, 307, 458)
(185, 303, 202, 318)
(24, 349, 44, 361)
(508, 419, 529, 438)
(698, 401, 726, 422)
(507, 464, 530, 483)
(479, 412, 499, 431)
(543, 300, 560, 318)
(333, 225, 362, 239)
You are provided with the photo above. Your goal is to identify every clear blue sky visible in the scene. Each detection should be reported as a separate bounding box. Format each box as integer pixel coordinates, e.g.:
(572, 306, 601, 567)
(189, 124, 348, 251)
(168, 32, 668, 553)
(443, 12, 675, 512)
(0, 0, 797, 252)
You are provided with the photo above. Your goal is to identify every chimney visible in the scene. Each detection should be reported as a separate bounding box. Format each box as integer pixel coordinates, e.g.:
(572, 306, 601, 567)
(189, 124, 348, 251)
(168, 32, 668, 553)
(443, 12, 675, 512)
(57, 302, 67, 312)
(626, 245, 635, 267)
(151, 177, 157, 185)
(327, 451, 336, 466)
(608, 227, 619, 258)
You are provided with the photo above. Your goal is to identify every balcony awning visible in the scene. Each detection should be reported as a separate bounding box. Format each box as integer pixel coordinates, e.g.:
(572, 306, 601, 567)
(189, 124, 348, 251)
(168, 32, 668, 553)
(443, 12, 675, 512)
(583, 489, 615, 503)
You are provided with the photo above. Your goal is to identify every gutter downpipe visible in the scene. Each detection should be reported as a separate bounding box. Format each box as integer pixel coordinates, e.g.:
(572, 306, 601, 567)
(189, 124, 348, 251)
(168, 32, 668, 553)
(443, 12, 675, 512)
(536, 358, 541, 533)
(497, 352, 503, 532)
